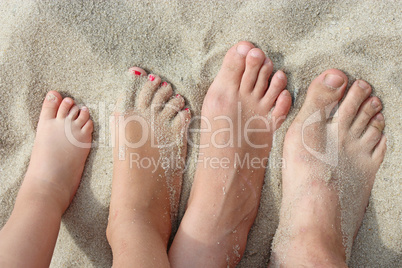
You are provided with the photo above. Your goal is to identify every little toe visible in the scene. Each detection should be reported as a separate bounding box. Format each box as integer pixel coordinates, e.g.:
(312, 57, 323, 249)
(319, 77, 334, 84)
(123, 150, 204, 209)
(253, 57, 274, 98)
(372, 135, 387, 163)
(239, 48, 266, 94)
(350, 96, 382, 137)
(82, 119, 94, 135)
(361, 113, 385, 150)
(172, 108, 191, 134)
(57, 97, 75, 119)
(298, 69, 347, 121)
(40, 91, 62, 120)
(152, 83, 173, 110)
(214, 41, 254, 90)
(136, 74, 162, 110)
(161, 94, 185, 120)
(271, 90, 292, 130)
(338, 80, 372, 127)
(75, 106, 90, 128)
(129, 66, 147, 77)
(262, 70, 287, 109)
(68, 105, 80, 120)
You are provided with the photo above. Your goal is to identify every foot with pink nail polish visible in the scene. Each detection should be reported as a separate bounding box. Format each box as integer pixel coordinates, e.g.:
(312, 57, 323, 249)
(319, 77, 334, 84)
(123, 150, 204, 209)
(106, 67, 191, 267)
(0, 91, 93, 267)
(169, 41, 292, 267)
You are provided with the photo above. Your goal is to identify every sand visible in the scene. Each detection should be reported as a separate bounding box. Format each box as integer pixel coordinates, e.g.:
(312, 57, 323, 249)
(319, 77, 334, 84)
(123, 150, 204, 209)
(0, 0, 400, 267)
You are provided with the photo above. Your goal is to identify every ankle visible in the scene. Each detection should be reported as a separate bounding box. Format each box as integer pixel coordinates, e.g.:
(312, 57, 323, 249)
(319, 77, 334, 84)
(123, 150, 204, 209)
(272, 227, 346, 267)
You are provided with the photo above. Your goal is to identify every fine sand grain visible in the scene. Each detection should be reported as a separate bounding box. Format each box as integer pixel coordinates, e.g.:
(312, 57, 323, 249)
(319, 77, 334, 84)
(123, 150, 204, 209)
(0, 1, 401, 267)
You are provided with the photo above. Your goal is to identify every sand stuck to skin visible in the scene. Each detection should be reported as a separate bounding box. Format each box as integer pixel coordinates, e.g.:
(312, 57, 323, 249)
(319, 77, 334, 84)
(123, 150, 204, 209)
(0, 1, 400, 267)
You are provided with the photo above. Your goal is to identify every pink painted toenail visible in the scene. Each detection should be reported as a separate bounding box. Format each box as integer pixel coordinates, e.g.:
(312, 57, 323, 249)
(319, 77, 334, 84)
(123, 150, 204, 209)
(185, 108, 190, 112)
(129, 68, 142, 76)
(371, 99, 380, 109)
(149, 75, 155, 81)
(176, 94, 181, 98)
(358, 80, 370, 90)
(162, 82, 168, 87)
(324, 74, 344, 89)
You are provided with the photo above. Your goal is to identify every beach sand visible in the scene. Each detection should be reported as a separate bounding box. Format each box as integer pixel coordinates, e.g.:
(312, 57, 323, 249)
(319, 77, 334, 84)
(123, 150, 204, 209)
(0, 0, 400, 266)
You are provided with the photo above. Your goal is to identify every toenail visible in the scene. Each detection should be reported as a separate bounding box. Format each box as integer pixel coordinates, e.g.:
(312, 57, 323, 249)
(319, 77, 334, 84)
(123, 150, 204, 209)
(277, 71, 286, 80)
(324, 73, 345, 89)
(236, 45, 251, 56)
(358, 80, 370, 90)
(185, 108, 190, 112)
(264, 57, 272, 65)
(371, 99, 380, 109)
(375, 113, 384, 121)
(129, 68, 142, 76)
(250, 49, 262, 58)
(46, 93, 57, 103)
(64, 98, 73, 104)
(149, 75, 155, 81)
(162, 82, 168, 87)
(81, 106, 88, 112)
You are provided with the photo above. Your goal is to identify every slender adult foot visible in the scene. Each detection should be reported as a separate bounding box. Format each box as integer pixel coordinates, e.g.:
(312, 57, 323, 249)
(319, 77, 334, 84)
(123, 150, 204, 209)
(169, 41, 292, 267)
(0, 91, 93, 267)
(270, 69, 386, 267)
(106, 68, 191, 267)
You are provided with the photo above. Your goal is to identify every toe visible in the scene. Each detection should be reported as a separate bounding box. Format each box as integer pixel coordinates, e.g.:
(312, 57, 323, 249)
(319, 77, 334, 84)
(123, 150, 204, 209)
(213, 41, 254, 90)
(350, 96, 382, 137)
(372, 135, 387, 163)
(152, 83, 173, 110)
(261, 70, 287, 109)
(338, 80, 372, 127)
(68, 105, 80, 120)
(298, 69, 347, 121)
(40, 91, 62, 120)
(82, 119, 94, 135)
(239, 48, 266, 94)
(360, 113, 385, 150)
(136, 74, 162, 110)
(129, 66, 147, 77)
(75, 106, 90, 128)
(271, 90, 292, 130)
(57, 97, 75, 119)
(173, 108, 192, 135)
(161, 94, 185, 120)
(252, 57, 274, 98)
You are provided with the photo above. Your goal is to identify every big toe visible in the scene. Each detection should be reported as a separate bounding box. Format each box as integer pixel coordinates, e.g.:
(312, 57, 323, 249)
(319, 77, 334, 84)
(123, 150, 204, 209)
(298, 69, 348, 121)
(40, 91, 63, 120)
(213, 41, 254, 90)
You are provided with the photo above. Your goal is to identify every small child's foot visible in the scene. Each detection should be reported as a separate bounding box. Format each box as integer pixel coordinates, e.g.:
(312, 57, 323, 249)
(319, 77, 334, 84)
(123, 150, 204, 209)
(270, 70, 386, 267)
(169, 41, 292, 267)
(0, 91, 92, 267)
(21, 91, 93, 213)
(106, 68, 191, 267)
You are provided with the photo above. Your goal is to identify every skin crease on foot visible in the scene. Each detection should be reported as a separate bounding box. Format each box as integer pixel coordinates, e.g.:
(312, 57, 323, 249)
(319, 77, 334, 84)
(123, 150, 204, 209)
(0, 91, 93, 267)
(270, 69, 386, 267)
(106, 69, 191, 267)
(169, 41, 292, 267)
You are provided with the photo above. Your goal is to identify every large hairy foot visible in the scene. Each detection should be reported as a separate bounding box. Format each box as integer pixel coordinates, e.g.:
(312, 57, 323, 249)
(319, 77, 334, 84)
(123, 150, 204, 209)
(270, 69, 386, 267)
(0, 91, 92, 267)
(22, 91, 93, 213)
(169, 41, 292, 267)
(106, 68, 191, 267)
